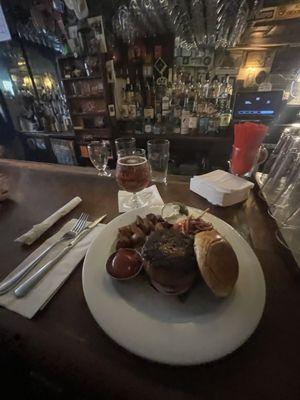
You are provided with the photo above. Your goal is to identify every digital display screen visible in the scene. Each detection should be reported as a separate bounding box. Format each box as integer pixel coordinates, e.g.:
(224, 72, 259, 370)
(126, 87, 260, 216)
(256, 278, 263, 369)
(233, 91, 283, 120)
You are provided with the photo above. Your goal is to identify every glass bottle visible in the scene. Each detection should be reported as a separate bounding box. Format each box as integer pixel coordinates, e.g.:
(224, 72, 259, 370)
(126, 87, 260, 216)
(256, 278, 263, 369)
(219, 102, 232, 128)
(162, 86, 171, 119)
(211, 76, 220, 99)
(180, 91, 190, 135)
(170, 101, 182, 135)
(188, 94, 198, 135)
(144, 80, 155, 121)
(203, 73, 210, 99)
(155, 84, 163, 122)
(120, 87, 129, 120)
(153, 113, 163, 135)
(144, 117, 153, 134)
(135, 80, 143, 119)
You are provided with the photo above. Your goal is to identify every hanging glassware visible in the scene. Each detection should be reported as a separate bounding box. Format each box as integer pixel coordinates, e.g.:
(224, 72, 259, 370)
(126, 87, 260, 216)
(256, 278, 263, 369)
(112, 0, 261, 51)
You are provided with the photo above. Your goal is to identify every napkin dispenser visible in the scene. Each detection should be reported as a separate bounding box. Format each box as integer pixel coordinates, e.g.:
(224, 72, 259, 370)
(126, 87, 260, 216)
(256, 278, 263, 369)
(190, 170, 254, 207)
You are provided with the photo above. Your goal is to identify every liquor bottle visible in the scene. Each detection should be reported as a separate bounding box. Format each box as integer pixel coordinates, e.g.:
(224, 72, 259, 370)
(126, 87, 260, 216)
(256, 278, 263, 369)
(187, 89, 195, 113)
(169, 100, 181, 135)
(210, 76, 220, 99)
(134, 70, 143, 120)
(155, 84, 163, 122)
(197, 75, 205, 99)
(135, 87, 143, 119)
(144, 79, 154, 121)
(120, 87, 129, 119)
(219, 102, 232, 128)
(173, 115, 181, 134)
(128, 103, 136, 120)
(207, 111, 220, 136)
(206, 117, 216, 136)
(121, 71, 132, 119)
(143, 54, 153, 78)
(162, 86, 171, 119)
(180, 91, 190, 135)
(125, 69, 131, 93)
(188, 94, 198, 135)
(203, 73, 210, 99)
(198, 110, 208, 135)
(127, 77, 136, 120)
(144, 117, 153, 134)
(225, 75, 233, 96)
(153, 113, 163, 135)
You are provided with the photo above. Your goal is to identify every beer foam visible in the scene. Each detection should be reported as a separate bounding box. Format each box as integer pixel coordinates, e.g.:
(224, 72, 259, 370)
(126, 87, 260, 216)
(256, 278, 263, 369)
(118, 155, 147, 166)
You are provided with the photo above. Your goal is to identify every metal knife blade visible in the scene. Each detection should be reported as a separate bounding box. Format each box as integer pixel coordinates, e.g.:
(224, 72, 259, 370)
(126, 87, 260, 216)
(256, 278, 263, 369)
(69, 214, 107, 247)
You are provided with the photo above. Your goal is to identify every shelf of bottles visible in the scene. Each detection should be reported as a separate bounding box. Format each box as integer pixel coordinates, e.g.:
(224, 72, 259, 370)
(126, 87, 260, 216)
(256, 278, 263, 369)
(116, 67, 233, 137)
(58, 52, 116, 164)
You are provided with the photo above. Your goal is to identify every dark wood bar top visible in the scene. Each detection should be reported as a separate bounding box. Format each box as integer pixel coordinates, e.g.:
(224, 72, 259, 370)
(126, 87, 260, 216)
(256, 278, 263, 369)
(0, 159, 299, 400)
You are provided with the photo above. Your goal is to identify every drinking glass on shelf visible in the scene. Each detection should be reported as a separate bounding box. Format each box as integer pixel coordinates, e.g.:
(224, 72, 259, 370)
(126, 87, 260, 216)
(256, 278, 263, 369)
(116, 148, 151, 210)
(115, 137, 136, 153)
(147, 139, 170, 184)
(87, 141, 111, 177)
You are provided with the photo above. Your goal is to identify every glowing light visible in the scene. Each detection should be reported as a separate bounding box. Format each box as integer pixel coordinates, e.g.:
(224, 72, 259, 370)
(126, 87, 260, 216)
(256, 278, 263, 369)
(246, 67, 257, 74)
(43, 75, 53, 89)
(23, 76, 32, 87)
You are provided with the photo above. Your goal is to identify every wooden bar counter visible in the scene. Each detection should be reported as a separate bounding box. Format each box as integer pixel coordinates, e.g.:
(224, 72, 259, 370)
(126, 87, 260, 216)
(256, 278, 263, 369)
(0, 159, 299, 400)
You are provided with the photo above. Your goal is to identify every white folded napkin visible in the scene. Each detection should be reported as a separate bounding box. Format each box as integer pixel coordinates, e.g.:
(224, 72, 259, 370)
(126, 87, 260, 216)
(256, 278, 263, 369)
(1, 219, 104, 319)
(190, 170, 254, 207)
(118, 185, 164, 212)
(193, 170, 254, 192)
(15, 197, 82, 245)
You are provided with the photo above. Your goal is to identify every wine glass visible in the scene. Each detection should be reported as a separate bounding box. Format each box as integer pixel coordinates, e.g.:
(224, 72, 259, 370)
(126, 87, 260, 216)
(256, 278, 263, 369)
(116, 148, 151, 210)
(87, 141, 111, 177)
(115, 137, 136, 153)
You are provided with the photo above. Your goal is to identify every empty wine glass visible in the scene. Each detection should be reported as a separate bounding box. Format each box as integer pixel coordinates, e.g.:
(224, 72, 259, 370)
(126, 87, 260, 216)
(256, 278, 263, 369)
(88, 141, 111, 177)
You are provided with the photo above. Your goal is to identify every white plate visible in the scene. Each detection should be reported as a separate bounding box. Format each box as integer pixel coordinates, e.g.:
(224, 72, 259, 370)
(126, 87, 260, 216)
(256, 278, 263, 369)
(82, 206, 266, 365)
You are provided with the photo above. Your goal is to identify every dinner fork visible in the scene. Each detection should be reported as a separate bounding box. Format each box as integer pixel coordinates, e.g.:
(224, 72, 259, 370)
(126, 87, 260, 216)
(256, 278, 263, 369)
(0, 213, 89, 295)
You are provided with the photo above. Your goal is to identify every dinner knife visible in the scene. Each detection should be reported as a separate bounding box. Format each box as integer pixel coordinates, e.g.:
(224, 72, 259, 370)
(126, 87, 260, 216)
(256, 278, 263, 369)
(14, 215, 106, 298)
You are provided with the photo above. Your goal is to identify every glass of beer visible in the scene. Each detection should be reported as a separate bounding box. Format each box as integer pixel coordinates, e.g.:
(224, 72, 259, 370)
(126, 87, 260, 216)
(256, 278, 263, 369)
(116, 148, 151, 210)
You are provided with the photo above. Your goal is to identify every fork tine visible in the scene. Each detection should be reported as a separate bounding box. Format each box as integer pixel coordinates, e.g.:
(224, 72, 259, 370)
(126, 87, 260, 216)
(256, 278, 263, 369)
(77, 214, 88, 233)
(71, 213, 84, 233)
(80, 213, 89, 231)
(73, 212, 87, 233)
(74, 213, 89, 233)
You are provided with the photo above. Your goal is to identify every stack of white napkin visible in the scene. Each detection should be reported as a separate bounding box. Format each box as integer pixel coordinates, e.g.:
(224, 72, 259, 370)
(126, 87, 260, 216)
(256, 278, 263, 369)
(190, 170, 254, 207)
